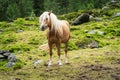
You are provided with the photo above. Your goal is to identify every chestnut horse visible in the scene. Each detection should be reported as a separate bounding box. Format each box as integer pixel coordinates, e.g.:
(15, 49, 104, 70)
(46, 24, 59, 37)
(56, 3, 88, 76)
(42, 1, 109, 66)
(39, 11, 70, 66)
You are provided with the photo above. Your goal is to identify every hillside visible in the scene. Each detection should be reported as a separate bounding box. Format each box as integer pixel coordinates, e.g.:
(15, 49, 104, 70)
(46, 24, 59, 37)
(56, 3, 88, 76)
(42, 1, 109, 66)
(0, 6, 120, 80)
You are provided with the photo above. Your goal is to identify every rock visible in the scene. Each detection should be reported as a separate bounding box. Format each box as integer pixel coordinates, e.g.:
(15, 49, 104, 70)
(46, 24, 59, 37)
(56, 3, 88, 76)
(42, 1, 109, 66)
(102, 6, 110, 11)
(3, 52, 11, 57)
(8, 53, 16, 62)
(111, 74, 120, 80)
(89, 41, 99, 48)
(12, 78, 21, 80)
(0, 50, 9, 55)
(0, 55, 4, 61)
(88, 30, 104, 35)
(93, 17, 102, 21)
(88, 30, 96, 34)
(16, 30, 23, 33)
(112, 12, 120, 17)
(108, 0, 118, 5)
(89, 15, 102, 21)
(6, 62, 15, 68)
(33, 60, 43, 67)
(72, 13, 90, 25)
(17, 51, 22, 54)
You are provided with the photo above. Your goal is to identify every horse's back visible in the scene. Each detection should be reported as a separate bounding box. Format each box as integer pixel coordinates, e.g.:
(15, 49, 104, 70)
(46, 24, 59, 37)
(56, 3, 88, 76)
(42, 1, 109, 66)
(60, 20, 70, 43)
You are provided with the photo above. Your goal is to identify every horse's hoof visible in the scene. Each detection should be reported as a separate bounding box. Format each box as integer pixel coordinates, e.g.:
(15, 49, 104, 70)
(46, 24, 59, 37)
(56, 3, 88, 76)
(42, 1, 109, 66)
(65, 60, 69, 64)
(48, 62, 52, 66)
(58, 62, 63, 66)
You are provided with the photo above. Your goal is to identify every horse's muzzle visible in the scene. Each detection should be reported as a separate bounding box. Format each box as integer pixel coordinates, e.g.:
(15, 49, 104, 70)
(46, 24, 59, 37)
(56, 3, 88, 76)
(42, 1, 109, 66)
(40, 25, 45, 31)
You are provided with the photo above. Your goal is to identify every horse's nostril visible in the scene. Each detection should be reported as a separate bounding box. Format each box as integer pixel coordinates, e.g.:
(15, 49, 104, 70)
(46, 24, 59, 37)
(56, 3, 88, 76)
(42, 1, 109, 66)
(41, 26, 45, 31)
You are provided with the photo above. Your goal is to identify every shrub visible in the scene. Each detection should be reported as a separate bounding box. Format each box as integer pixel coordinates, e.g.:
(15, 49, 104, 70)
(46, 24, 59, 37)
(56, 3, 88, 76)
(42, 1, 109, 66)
(68, 41, 78, 50)
(13, 59, 24, 70)
(7, 43, 31, 53)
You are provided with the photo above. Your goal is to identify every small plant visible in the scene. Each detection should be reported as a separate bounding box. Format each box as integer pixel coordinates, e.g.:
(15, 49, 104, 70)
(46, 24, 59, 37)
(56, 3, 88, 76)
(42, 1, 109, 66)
(13, 59, 24, 70)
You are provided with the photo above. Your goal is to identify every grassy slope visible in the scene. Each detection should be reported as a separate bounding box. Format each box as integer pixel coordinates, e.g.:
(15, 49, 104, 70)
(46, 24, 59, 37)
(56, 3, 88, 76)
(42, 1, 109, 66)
(0, 9, 120, 80)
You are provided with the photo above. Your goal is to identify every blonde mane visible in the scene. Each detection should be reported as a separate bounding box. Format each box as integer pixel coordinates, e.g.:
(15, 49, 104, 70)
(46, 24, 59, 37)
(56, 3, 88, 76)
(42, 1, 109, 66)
(40, 12, 63, 36)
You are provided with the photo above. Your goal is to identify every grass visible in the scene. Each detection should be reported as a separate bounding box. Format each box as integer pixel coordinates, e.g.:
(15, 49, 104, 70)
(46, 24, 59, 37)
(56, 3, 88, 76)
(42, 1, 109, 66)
(0, 8, 120, 80)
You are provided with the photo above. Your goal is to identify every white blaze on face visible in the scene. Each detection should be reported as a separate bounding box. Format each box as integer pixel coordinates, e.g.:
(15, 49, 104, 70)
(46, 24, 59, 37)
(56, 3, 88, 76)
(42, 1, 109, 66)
(39, 12, 50, 31)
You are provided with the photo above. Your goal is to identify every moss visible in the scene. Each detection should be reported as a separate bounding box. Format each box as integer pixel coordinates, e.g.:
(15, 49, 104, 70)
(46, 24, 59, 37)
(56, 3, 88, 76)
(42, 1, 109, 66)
(0, 33, 16, 44)
(7, 43, 31, 53)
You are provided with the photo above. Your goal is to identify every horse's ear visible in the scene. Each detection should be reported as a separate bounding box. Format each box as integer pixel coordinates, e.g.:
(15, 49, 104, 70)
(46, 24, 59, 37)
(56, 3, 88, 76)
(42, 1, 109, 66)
(48, 10, 52, 15)
(48, 12, 51, 15)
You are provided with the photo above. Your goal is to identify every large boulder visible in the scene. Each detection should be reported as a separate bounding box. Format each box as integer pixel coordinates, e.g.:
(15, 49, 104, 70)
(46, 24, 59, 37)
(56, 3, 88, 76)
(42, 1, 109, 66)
(72, 13, 90, 25)
(108, 0, 119, 5)
(112, 12, 120, 17)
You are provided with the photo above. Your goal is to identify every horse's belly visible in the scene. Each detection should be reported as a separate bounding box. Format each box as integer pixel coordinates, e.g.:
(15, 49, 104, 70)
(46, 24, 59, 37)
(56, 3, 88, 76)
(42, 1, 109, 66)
(49, 37, 58, 43)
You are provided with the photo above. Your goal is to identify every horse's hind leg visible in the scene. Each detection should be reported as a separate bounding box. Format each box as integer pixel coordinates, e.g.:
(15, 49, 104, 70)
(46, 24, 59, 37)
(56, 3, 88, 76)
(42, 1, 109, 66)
(65, 42, 69, 64)
(56, 43, 62, 66)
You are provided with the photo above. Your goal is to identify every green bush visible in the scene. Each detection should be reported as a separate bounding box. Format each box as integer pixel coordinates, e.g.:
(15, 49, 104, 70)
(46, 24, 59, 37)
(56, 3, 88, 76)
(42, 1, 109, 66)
(13, 59, 24, 70)
(68, 41, 78, 50)
(7, 43, 31, 53)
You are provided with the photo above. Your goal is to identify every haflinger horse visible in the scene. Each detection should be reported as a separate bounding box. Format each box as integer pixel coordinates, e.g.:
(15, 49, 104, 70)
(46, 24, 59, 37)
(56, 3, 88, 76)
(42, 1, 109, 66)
(39, 11, 70, 66)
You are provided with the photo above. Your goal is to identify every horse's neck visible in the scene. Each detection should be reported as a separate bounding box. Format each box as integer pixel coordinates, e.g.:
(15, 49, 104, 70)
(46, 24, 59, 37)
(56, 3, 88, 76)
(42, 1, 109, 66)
(49, 26, 56, 36)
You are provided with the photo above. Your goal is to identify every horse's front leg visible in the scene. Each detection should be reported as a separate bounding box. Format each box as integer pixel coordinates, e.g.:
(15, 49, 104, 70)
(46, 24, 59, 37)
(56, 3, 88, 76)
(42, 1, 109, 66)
(65, 42, 69, 64)
(48, 42, 53, 66)
(56, 42, 62, 66)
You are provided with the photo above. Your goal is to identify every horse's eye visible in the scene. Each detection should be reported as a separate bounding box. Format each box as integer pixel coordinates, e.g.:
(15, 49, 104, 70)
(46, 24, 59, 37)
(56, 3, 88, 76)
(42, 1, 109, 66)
(46, 18, 48, 20)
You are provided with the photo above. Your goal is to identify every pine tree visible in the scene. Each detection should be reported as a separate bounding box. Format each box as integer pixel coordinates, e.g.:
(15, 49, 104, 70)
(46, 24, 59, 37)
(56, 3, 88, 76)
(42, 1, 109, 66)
(6, 3, 20, 21)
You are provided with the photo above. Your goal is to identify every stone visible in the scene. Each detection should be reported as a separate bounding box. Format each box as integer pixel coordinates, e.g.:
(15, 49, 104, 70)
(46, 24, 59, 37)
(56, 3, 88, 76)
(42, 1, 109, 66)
(8, 53, 16, 62)
(112, 12, 120, 17)
(88, 30, 96, 34)
(102, 6, 110, 11)
(93, 17, 102, 21)
(72, 13, 90, 25)
(0, 50, 9, 54)
(33, 60, 43, 67)
(89, 41, 99, 48)
(6, 62, 15, 68)
(12, 78, 21, 80)
(0, 55, 4, 60)
(3, 52, 11, 57)
(16, 30, 23, 33)
(111, 74, 120, 80)
(108, 0, 118, 5)
(88, 30, 104, 35)
(17, 51, 22, 54)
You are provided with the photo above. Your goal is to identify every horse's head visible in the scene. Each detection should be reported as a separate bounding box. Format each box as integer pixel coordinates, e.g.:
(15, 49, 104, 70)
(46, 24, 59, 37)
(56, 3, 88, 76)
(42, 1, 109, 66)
(39, 12, 51, 31)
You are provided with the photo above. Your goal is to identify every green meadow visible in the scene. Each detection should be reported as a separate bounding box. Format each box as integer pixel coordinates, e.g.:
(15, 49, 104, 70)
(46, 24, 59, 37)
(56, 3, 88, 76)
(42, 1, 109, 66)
(0, 7, 120, 80)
